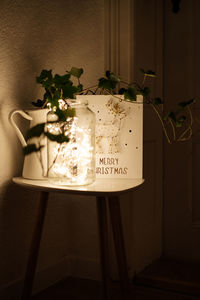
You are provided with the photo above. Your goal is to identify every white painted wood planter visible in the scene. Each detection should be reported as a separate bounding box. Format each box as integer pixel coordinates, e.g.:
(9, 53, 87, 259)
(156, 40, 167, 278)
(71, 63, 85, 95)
(77, 95, 143, 179)
(10, 95, 143, 181)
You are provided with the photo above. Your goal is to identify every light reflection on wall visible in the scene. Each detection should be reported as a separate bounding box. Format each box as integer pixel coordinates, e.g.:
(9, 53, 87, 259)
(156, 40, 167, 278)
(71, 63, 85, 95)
(0, 0, 104, 291)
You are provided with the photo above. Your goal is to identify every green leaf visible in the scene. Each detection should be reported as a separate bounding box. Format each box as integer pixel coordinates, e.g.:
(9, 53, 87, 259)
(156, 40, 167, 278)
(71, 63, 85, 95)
(118, 88, 127, 95)
(52, 89, 61, 103)
(178, 98, 195, 108)
(42, 78, 53, 89)
(45, 132, 70, 143)
(64, 108, 76, 118)
(31, 99, 46, 107)
(55, 108, 76, 121)
(154, 97, 164, 105)
(118, 86, 137, 101)
(69, 67, 83, 78)
(54, 74, 71, 87)
(140, 86, 151, 97)
(124, 87, 137, 101)
(140, 68, 156, 77)
(105, 70, 111, 77)
(36, 69, 52, 84)
(105, 70, 120, 82)
(98, 78, 112, 90)
(44, 89, 52, 101)
(26, 123, 46, 140)
(168, 112, 176, 122)
(98, 77, 116, 91)
(98, 71, 120, 91)
(176, 115, 186, 127)
(23, 144, 43, 155)
(62, 84, 79, 99)
(145, 70, 156, 77)
(109, 73, 120, 83)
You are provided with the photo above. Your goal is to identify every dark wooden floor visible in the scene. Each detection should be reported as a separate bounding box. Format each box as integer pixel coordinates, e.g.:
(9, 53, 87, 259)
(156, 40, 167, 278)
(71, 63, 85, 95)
(30, 277, 200, 300)
(134, 258, 200, 299)
(31, 259, 200, 300)
(32, 277, 106, 300)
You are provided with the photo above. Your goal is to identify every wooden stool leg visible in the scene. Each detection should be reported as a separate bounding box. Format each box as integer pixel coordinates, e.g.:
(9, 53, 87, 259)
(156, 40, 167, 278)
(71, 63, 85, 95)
(108, 196, 129, 296)
(96, 196, 111, 300)
(21, 191, 49, 300)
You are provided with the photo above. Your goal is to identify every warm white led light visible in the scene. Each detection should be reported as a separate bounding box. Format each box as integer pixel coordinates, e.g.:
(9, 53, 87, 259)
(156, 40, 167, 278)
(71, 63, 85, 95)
(47, 100, 95, 186)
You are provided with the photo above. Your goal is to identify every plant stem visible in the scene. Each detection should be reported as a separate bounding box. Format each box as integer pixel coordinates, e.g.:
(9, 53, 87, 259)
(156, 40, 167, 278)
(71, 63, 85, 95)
(177, 127, 192, 141)
(120, 80, 141, 90)
(177, 107, 193, 141)
(150, 103, 172, 144)
(35, 140, 45, 176)
(47, 144, 61, 173)
(78, 85, 98, 94)
(142, 74, 147, 88)
(42, 99, 48, 109)
(168, 118, 176, 141)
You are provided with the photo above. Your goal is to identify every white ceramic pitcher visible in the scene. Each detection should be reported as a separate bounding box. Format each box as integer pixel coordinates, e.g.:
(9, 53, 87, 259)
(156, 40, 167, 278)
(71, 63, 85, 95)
(10, 109, 49, 180)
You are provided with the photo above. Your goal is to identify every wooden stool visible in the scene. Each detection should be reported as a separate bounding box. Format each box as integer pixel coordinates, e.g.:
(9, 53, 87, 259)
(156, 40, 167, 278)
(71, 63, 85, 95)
(13, 177, 143, 300)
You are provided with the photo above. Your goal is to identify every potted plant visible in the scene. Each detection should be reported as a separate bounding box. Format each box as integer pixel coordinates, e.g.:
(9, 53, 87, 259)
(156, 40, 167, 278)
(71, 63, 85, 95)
(10, 67, 195, 182)
(30, 66, 194, 142)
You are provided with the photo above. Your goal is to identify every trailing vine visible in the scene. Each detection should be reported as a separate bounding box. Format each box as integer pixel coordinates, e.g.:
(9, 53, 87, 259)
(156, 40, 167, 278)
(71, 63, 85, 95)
(24, 67, 195, 156)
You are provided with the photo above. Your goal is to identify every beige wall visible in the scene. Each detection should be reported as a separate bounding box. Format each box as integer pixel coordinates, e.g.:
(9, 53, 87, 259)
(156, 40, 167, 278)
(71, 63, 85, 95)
(0, 0, 104, 295)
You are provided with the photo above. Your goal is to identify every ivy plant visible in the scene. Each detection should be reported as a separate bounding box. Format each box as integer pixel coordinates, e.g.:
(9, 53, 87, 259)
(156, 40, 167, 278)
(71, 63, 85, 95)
(24, 67, 195, 157)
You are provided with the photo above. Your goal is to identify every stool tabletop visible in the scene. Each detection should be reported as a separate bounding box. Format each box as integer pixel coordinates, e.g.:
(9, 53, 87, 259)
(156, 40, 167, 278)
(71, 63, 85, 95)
(13, 177, 144, 196)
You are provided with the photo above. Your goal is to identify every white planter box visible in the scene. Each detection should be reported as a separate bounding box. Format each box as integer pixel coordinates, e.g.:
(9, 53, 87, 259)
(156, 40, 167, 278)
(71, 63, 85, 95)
(77, 95, 143, 179)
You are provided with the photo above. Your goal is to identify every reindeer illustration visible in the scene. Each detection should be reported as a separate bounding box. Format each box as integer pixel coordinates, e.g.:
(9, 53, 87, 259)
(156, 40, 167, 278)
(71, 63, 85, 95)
(96, 98, 127, 154)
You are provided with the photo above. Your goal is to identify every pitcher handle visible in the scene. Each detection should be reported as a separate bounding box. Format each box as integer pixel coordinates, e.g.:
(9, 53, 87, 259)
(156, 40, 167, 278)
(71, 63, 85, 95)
(9, 110, 33, 147)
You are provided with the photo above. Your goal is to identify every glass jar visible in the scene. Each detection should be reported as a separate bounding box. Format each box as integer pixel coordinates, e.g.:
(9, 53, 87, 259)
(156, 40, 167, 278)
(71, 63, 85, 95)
(47, 99, 95, 186)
